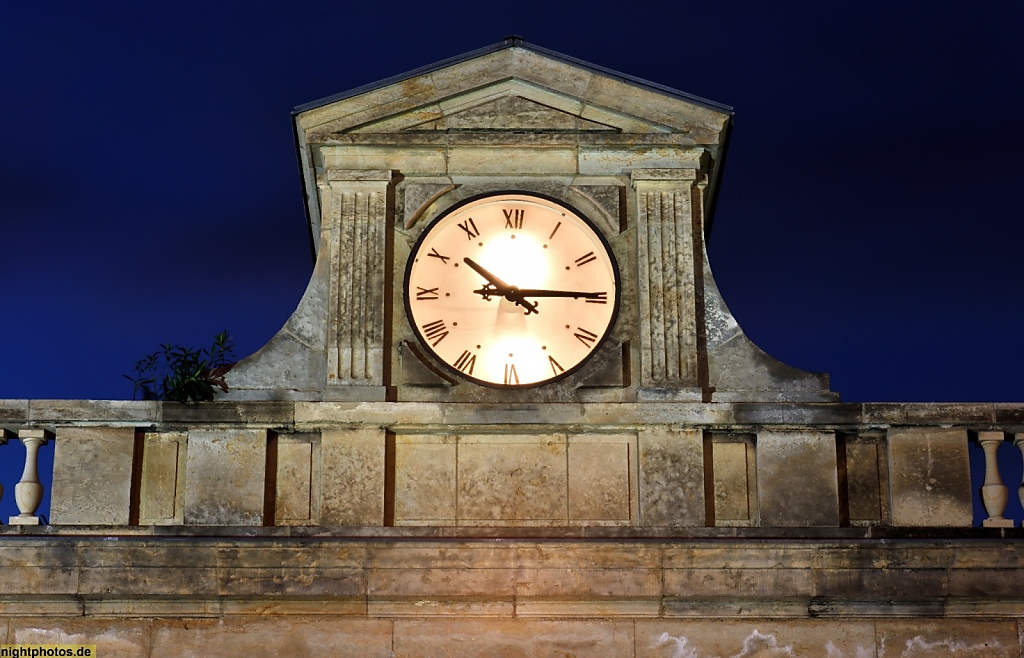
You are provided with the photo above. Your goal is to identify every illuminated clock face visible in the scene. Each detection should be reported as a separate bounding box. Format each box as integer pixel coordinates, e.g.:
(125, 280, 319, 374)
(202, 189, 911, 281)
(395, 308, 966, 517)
(404, 192, 619, 388)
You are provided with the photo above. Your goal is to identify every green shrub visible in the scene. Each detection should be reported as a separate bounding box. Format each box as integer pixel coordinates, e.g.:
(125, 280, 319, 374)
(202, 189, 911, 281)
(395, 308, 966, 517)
(126, 331, 236, 403)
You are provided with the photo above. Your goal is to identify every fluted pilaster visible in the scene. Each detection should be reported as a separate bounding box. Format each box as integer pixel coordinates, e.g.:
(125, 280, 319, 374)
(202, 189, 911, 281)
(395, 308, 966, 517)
(323, 170, 392, 386)
(632, 169, 702, 394)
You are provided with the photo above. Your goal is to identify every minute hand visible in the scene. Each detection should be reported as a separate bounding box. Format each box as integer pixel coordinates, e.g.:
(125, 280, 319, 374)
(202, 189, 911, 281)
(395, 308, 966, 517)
(516, 289, 607, 300)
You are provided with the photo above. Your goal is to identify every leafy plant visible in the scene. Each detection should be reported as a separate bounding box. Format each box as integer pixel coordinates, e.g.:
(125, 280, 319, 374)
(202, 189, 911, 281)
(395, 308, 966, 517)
(126, 330, 236, 403)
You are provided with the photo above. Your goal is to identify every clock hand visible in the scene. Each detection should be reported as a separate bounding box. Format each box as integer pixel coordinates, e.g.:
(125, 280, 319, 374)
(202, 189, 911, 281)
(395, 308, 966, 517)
(516, 289, 607, 300)
(463, 257, 539, 315)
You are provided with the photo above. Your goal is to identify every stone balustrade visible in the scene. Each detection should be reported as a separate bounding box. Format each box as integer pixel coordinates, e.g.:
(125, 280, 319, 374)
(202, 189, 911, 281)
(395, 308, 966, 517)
(2, 400, 1023, 531)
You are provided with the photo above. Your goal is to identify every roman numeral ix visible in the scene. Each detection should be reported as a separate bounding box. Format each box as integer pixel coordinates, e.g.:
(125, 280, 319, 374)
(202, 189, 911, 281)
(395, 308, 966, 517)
(415, 286, 439, 301)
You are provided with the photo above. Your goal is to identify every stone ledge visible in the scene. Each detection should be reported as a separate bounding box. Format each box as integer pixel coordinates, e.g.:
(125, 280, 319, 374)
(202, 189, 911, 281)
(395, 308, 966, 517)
(2, 596, 1024, 621)
(2, 525, 1021, 540)
(2, 400, 1022, 432)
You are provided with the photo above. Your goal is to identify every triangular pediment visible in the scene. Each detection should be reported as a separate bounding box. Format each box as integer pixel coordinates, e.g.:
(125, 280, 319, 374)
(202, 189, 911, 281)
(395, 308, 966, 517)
(341, 79, 662, 135)
(403, 94, 618, 133)
(296, 45, 732, 140)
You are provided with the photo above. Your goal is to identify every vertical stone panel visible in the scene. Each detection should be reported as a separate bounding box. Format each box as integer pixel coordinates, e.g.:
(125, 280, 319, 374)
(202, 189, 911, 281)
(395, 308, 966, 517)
(888, 428, 972, 527)
(321, 427, 386, 526)
(183, 429, 267, 526)
(638, 428, 704, 526)
(567, 434, 634, 523)
(457, 435, 568, 525)
(712, 439, 753, 525)
(846, 441, 882, 523)
(394, 434, 457, 525)
(275, 434, 320, 526)
(50, 427, 134, 525)
(757, 430, 839, 527)
(139, 431, 186, 525)
(632, 169, 699, 392)
(326, 170, 391, 387)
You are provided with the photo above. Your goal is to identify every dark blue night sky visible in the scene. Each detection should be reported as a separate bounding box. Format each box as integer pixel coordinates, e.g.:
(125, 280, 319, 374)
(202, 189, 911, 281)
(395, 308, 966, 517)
(2, 2, 1023, 522)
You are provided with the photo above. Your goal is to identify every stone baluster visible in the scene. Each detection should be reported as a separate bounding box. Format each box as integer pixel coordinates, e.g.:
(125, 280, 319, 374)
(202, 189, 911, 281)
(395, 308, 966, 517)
(979, 431, 1013, 527)
(0, 430, 8, 519)
(1015, 434, 1024, 525)
(9, 428, 50, 526)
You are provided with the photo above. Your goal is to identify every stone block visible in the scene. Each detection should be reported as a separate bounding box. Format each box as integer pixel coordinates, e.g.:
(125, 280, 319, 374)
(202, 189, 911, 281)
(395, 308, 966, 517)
(712, 439, 753, 524)
(370, 599, 514, 617)
(876, 619, 1018, 657)
(516, 567, 662, 598)
(757, 430, 839, 527)
(320, 427, 385, 525)
(78, 560, 218, 597)
(846, 441, 882, 522)
(10, 618, 150, 658)
(568, 434, 634, 523)
(515, 599, 660, 618)
(368, 565, 515, 598)
(139, 431, 186, 524)
(638, 428, 704, 526)
(394, 434, 457, 525)
(0, 565, 79, 596)
(50, 427, 135, 525)
(322, 145, 447, 176)
(447, 146, 577, 175)
(218, 566, 364, 597)
(150, 618, 394, 658)
(457, 434, 567, 524)
(663, 567, 812, 598)
(392, 619, 635, 658)
(275, 434, 319, 525)
(888, 428, 973, 527)
(635, 620, 876, 658)
(183, 429, 266, 526)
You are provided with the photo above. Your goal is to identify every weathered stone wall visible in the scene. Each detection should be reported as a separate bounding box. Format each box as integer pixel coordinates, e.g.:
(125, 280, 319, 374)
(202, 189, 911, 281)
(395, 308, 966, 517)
(2, 533, 1024, 656)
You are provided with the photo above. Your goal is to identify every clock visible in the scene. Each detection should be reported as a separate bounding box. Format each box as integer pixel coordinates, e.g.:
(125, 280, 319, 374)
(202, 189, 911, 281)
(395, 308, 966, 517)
(404, 192, 619, 388)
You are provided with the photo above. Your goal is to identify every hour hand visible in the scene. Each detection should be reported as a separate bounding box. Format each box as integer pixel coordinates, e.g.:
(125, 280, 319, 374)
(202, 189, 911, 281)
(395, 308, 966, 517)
(464, 257, 539, 315)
